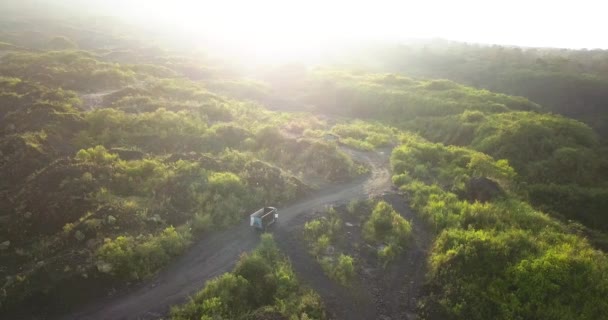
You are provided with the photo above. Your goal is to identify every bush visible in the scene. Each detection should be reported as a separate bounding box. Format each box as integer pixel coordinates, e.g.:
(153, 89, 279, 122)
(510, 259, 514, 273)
(331, 121, 395, 150)
(424, 228, 608, 320)
(333, 254, 355, 285)
(171, 235, 326, 320)
(363, 201, 412, 261)
(96, 226, 191, 280)
(392, 135, 608, 319)
(75, 145, 118, 165)
(303, 210, 342, 257)
(234, 254, 277, 306)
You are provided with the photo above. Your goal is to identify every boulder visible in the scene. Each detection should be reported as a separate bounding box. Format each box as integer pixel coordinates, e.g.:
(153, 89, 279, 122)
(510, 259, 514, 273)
(0, 240, 10, 250)
(467, 177, 503, 202)
(74, 230, 86, 241)
(96, 260, 113, 273)
(106, 215, 117, 225)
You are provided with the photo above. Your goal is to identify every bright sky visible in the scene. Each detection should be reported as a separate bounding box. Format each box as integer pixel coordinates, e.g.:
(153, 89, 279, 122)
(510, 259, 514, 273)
(60, 0, 608, 58)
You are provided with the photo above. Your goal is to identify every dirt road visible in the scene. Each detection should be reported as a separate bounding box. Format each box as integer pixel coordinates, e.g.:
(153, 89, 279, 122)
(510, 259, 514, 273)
(61, 150, 393, 320)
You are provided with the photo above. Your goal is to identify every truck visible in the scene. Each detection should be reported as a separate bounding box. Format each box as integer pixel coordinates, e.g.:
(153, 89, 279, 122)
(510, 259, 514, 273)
(250, 207, 278, 231)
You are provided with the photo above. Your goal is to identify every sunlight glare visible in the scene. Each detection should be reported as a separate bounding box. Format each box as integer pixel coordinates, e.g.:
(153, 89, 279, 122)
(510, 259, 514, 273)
(114, 0, 606, 61)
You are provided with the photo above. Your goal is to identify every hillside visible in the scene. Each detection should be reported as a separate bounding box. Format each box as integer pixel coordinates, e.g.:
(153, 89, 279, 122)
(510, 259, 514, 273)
(1, 4, 608, 320)
(347, 42, 608, 138)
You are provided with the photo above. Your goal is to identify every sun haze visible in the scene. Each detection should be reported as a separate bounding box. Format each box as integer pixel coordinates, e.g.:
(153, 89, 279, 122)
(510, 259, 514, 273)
(112, 0, 606, 47)
(37, 0, 605, 61)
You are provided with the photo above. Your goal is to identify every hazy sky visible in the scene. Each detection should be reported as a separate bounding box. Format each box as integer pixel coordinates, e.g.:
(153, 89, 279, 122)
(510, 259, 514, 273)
(18, 0, 605, 60)
(82, 0, 604, 48)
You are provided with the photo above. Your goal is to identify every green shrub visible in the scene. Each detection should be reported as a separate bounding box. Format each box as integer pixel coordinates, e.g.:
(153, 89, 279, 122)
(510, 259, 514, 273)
(171, 235, 326, 320)
(392, 135, 608, 319)
(331, 120, 395, 150)
(75, 145, 118, 164)
(333, 254, 355, 285)
(96, 226, 191, 280)
(303, 210, 342, 257)
(363, 201, 412, 256)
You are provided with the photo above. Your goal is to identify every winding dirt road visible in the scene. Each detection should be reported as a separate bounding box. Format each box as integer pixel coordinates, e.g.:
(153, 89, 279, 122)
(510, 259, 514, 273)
(61, 150, 393, 320)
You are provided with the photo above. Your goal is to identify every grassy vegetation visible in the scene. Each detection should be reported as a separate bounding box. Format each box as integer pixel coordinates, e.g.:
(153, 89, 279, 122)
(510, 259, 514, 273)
(362, 201, 412, 265)
(301, 70, 540, 121)
(170, 234, 327, 320)
(302, 201, 412, 284)
(96, 226, 191, 280)
(287, 69, 608, 235)
(3, 7, 608, 320)
(361, 42, 608, 137)
(391, 134, 608, 320)
(330, 121, 397, 151)
(302, 208, 355, 285)
(0, 48, 363, 314)
(0, 51, 135, 91)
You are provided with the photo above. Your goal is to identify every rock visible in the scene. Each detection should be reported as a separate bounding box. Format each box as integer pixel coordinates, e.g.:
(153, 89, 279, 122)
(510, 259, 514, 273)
(466, 177, 503, 202)
(23, 211, 32, 219)
(96, 261, 113, 273)
(149, 214, 162, 223)
(0, 241, 10, 250)
(106, 215, 117, 225)
(74, 230, 85, 242)
(86, 239, 97, 249)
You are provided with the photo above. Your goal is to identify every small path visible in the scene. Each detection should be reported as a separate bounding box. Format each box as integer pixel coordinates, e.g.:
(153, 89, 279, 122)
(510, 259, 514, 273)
(378, 193, 433, 319)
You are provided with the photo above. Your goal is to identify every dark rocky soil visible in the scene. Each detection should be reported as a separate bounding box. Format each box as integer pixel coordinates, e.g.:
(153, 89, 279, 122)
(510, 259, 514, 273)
(280, 192, 431, 320)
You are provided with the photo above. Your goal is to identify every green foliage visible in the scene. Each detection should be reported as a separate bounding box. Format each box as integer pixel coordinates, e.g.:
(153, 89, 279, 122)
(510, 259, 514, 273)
(426, 228, 608, 320)
(391, 136, 515, 194)
(75, 145, 118, 164)
(392, 135, 608, 320)
(302, 69, 540, 122)
(471, 112, 601, 185)
(0, 15, 356, 317)
(96, 226, 191, 280)
(291, 68, 608, 233)
(257, 129, 360, 182)
(527, 183, 608, 231)
(303, 208, 342, 257)
(7, 12, 608, 319)
(203, 79, 271, 102)
(362, 201, 411, 264)
(302, 208, 358, 285)
(171, 235, 326, 320)
(320, 254, 355, 286)
(365, 42, 608, 137)
(79, 108, 209, 153)
(0, 51, 134, 91)
(331, 120, 395, 150)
